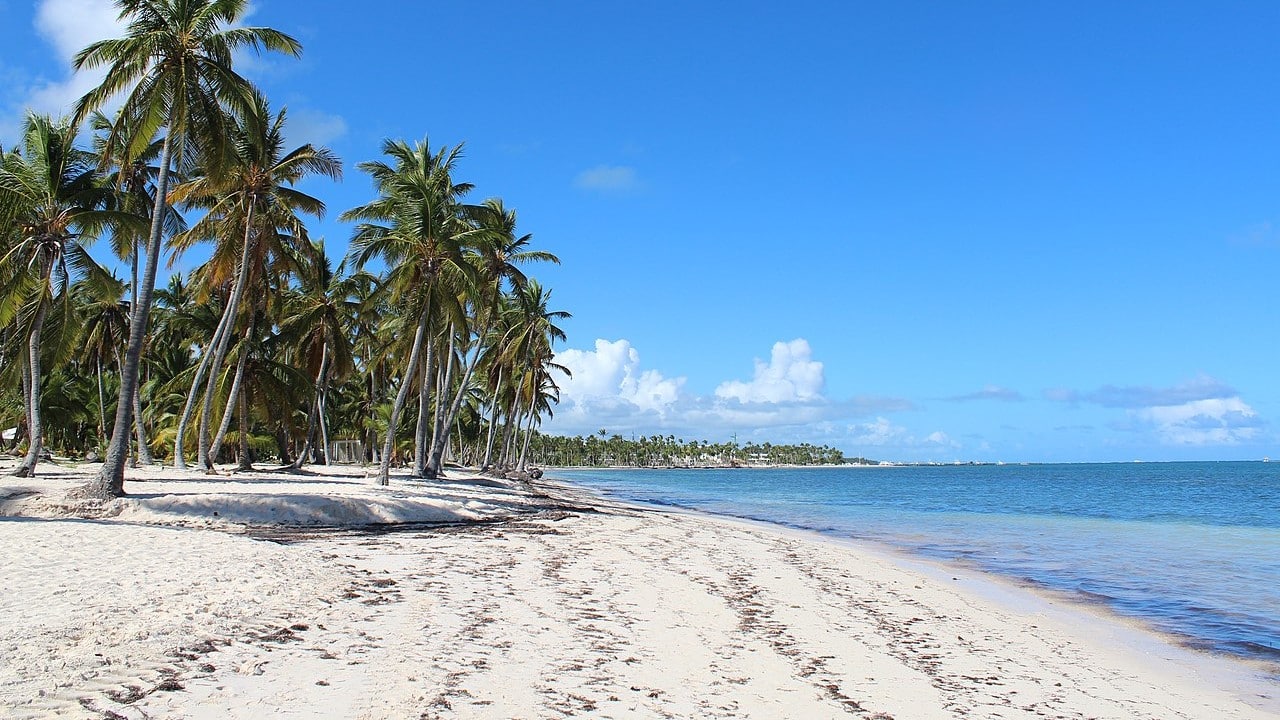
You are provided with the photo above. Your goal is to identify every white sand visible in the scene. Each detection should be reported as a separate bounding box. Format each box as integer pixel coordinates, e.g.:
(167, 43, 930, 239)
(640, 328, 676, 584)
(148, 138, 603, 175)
(0, 460, 1275, 719)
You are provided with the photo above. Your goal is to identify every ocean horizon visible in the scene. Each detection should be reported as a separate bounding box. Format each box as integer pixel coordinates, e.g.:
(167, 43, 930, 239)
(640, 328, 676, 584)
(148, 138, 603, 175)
(551, 461, 1280, 670)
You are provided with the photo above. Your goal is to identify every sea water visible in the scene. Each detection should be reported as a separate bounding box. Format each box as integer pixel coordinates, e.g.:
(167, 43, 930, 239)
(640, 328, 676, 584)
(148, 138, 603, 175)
(551, 462, 1280, 664)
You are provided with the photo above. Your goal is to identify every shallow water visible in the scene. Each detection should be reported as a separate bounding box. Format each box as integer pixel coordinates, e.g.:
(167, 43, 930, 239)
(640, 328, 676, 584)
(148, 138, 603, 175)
(552, 462, 1280, 663)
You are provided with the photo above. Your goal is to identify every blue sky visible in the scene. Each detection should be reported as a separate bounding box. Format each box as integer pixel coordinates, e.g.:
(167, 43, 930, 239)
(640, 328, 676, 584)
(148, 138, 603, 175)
(3, 1, 1278, 462)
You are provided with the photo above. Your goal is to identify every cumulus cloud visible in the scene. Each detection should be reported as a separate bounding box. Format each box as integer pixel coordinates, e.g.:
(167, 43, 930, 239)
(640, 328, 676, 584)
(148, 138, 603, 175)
(546, 337, 926, 454)
(574, 165, 639, 192)
(945, 385, 1023, 402)
(551, 339, 684, 418)
(3, 0, 272, 137)
(15, 0, 125, 121)
(36, 0, 120, 57)
(1134, 397, 1262, 446)
(1047, 375, 1264, 446)
(715, 339, 824, 403)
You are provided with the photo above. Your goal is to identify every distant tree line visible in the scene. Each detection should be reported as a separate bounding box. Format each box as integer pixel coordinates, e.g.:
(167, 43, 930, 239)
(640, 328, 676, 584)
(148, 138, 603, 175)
(525, 431, 872, 467)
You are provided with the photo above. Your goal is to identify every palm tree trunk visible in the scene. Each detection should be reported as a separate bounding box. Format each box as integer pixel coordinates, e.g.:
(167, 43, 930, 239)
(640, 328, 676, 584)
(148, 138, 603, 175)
(518, 408, 536, 471)
(366, 370, 377, 464)
(424, 333, 460, 479)
(292, 399, 319, 468)
(128, 242, 154, 467)
(96, 357, 107, 445)
(376, 306, 431, 486)
(481, 367, 503, 470)
(291, 348, 329, 469)
(499, 391, 522, 469)
(236, 381, 251, 471)
(13, 281, 51, 477)
(172, 318, 226, 469)
(198, 198, 256, 468)
(412, 336, 435, 477)
(87, 130, 175, 498)
(133, 380, 154, 466)
(428, 328, 486, 478)
(15, 361, 31, 453)
(317, 384, 331, 465)
(209, 325, 252, 467)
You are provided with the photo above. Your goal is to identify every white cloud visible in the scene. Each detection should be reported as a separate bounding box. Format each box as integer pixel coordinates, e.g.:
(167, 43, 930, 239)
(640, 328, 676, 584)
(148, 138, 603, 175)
(573, 165, 638, 192)
(924, 431, 957, 446)
(36, 0, 121, 57)
(552, 339, 684, 417)
(715, 339, 824, 403)
(845, 418, 958, 450)
(1134, 397, 1262, 446)
(3, 0, 272, 136)
(848, 418, 909, 446)
(1052, 374, 1265, 447)
(546, 337, 928, 453)
(22, 0, 124, 117)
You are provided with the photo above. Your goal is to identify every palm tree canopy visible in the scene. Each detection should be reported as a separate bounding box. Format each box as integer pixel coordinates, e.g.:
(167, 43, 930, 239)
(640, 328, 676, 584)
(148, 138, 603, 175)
(169, 91, 342, 287)
(73, 0, 302, 164)
(0, 113, 125, 329)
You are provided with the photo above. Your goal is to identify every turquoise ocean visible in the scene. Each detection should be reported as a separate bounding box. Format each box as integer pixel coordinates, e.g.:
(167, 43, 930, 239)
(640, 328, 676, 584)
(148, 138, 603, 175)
(552, 462, 1280, 667)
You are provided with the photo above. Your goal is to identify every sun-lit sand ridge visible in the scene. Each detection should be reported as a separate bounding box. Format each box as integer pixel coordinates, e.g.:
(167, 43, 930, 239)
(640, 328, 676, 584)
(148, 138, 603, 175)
(0, 459, 1275, 719)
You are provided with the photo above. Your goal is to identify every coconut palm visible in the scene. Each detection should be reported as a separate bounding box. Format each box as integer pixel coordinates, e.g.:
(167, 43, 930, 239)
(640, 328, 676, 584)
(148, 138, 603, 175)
(483, 279, 569, 471)
(278, 241, 359, 467)
(422, 199, 558, 477)
(144, 274, 216, 457)
(167, 92, 340, 470)
(74, 272, 130, 445)
(343, 138, 478, 485)
(72, 0, 301, 496)
(90, 109, 187, 465)
(0, 113, 121, 476)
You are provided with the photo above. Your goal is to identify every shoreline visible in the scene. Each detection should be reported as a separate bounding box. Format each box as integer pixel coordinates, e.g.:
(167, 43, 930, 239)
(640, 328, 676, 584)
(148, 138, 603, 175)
(541, 473, 1280, 691)
(1, 461, 1277, 718)
(555, 461, 1280, 671)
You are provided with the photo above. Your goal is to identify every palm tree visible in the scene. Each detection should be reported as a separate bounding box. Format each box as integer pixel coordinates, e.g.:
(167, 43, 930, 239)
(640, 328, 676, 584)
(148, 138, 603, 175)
(278, 241, 359, 467)
(167, 92, 340, 470)
(343, 138, 477, 485)
(72, 0, 301, 496)
(74, 272, 130, 446)
(486, 279, 569, 471)
(91, 109, 187, 465)
(422, 199, 558, 477)
(0, 113, 119, 476)
(144, 273, 216, 457)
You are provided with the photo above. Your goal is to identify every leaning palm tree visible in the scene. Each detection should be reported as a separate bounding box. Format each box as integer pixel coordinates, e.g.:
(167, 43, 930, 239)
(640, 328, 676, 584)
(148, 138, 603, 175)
(422, 199, 558, 477)
(0, 113, 120, 476)
(167, 92, 340, 470)
(71, 0, 301, 496)
(343, 138, 477, 485)
(90, 109, 187, 465)
(488, 279, 569, 471)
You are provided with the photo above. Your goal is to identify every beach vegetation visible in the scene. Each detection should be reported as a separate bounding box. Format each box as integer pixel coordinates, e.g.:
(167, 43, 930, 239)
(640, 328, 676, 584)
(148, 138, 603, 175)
(523, 433, 853, 468)
(70, 0, 303, 497)
(0, 1, 573, 493)
(0, 112, 123, 476)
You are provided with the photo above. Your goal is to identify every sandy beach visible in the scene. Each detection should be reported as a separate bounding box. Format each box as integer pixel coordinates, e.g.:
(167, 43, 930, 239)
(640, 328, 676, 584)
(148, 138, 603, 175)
(1, 461, 1275, 719)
